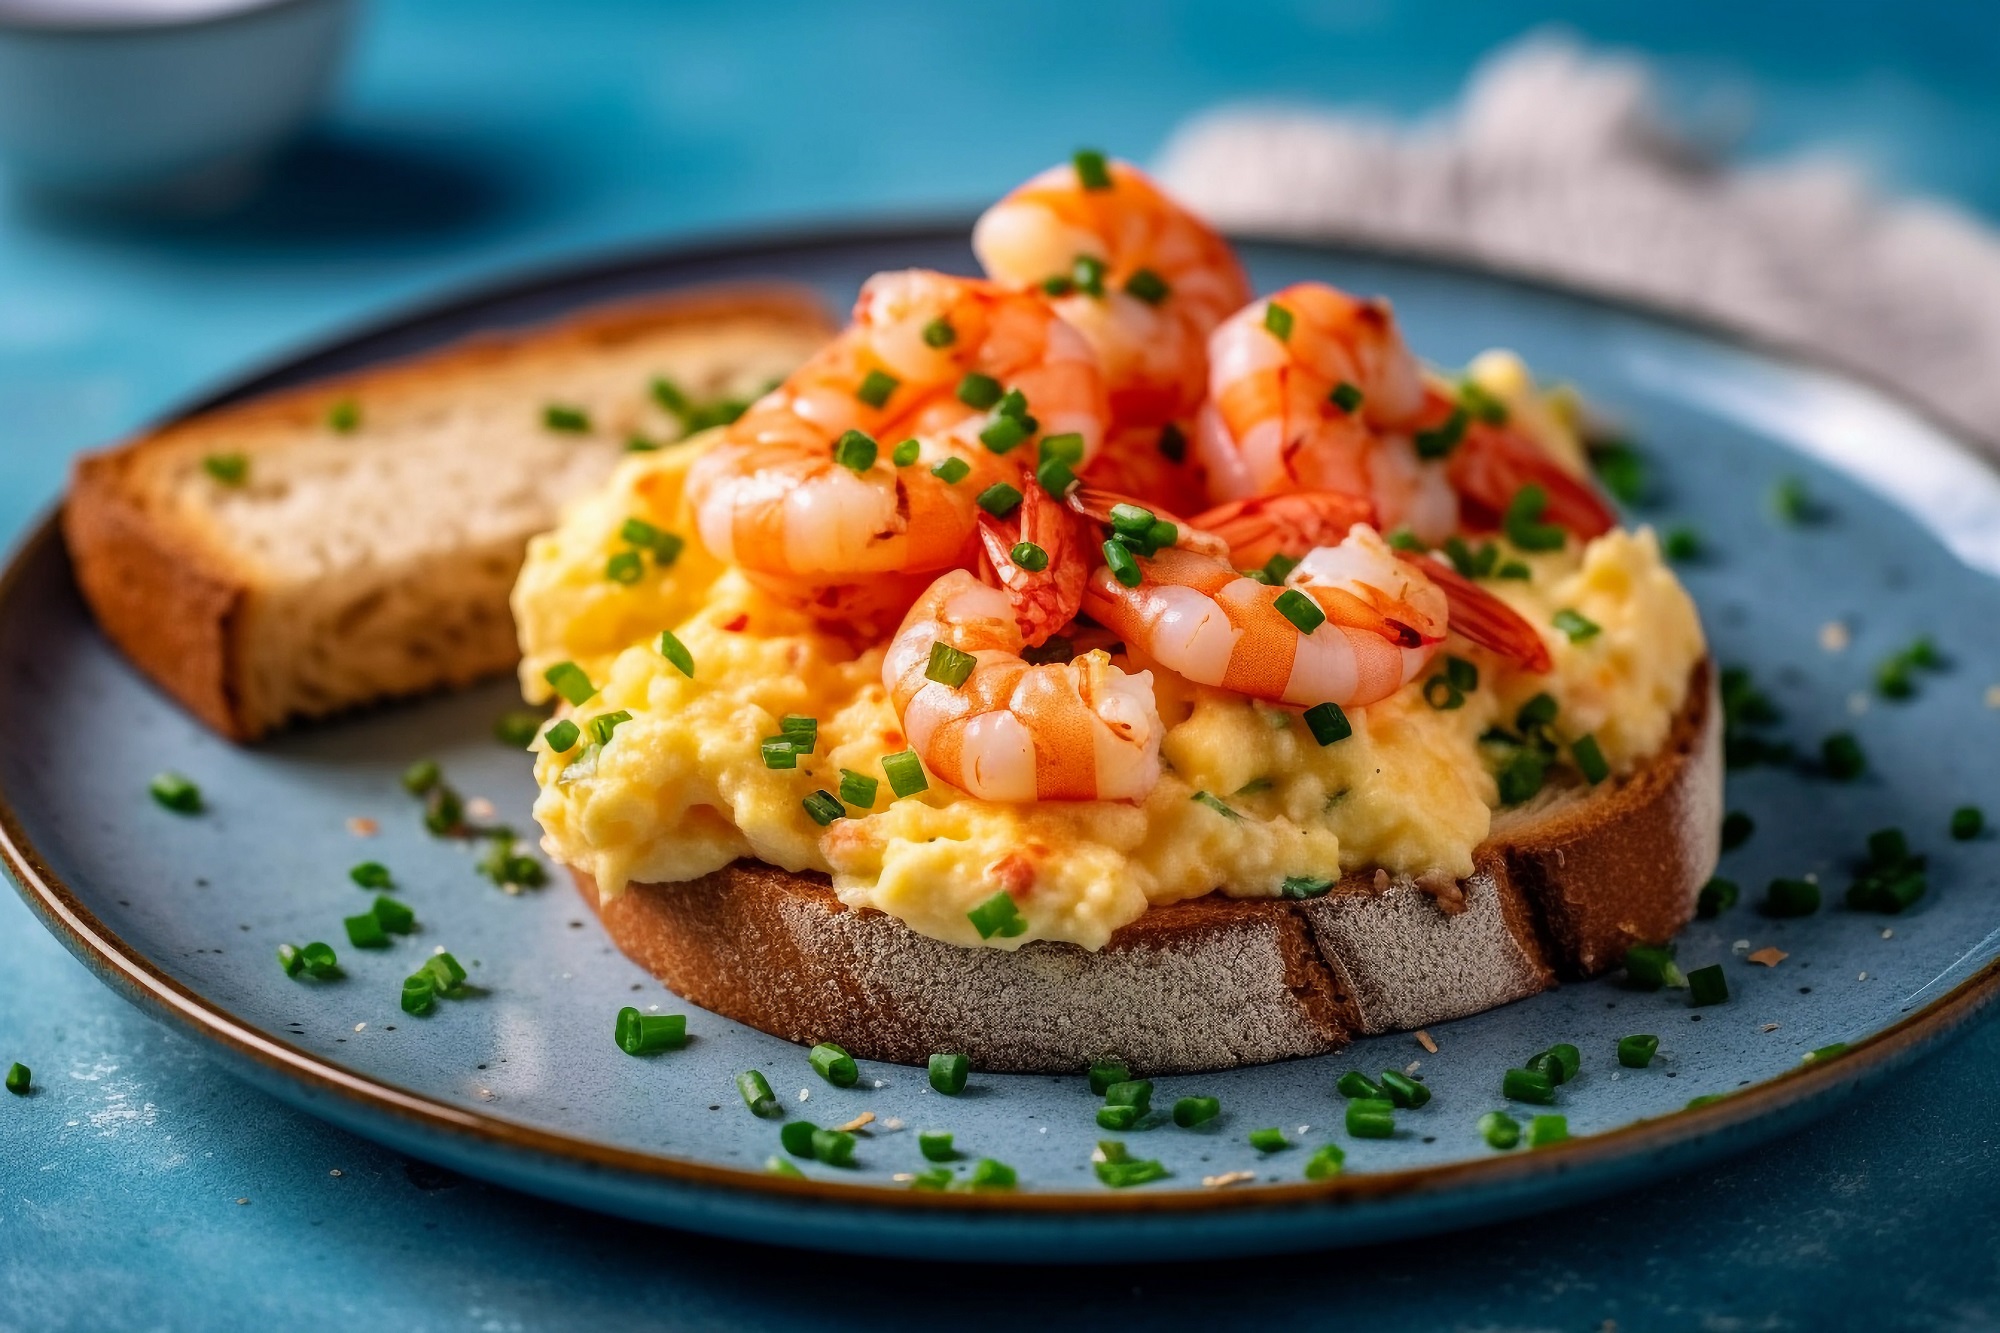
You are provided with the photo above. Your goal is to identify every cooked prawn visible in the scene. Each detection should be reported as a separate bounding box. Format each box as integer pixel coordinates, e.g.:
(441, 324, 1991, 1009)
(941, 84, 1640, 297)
(975, 479, 1090, 649)
(1076, 420, 1208, 513)
(686, 269, 1108, 621)
(974, 156, 1250, 428)
(1081, 524, 1445, 709)
(1416, 384, 1617, 540)
(884, 570, 1162, 802)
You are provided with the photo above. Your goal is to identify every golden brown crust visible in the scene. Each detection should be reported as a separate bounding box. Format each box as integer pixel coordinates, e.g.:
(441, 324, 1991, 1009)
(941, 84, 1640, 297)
(580, 659, 1720, 1074)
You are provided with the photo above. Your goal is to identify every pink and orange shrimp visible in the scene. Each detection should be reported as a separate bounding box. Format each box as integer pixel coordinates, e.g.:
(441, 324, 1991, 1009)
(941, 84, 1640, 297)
(1411, 384, 1617, 540)
(1075, 420, 1208, 514)
(975, 479, 1091, 649)
(974, 155, 1250, 429)
(686, 269, 1108, 627)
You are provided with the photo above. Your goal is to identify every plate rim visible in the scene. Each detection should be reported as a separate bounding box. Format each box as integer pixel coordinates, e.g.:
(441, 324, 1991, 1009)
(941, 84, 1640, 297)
(8, 218, 2000, 1222)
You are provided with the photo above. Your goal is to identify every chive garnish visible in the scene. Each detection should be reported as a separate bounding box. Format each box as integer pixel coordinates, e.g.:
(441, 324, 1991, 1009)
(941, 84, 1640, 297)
(350, 861, 392, 890)
(766, 1155, 806, 1178)
(1413, 408, 1469, 460)
(401, 759, 441, 795)
(967, 890, 1027, 940)
(980, 414, 1032, 454)
(1762, 877, 1820, 918)
(1248, 1127, 1290, 1153)
(1263, 302, 1294, 341)
(956, 372, 1003, 410)
(808, 1042, 858, 1087)
(1094, 1154, 1169, 1188)
(543, 719, 580, 754)
(968, 1158, 1017, 1190)
(1697, 876, 1739, 918)
(327, 398, 360, 433)
(1770, 476, 1813, 524)
(1953, 806, 1986, 840)
(614, 1006, 688, 1055)
(736, 1070, 782, 1118)
(1280, 875, 1335, 900)
(494, 710, 545, 749)
(401, 973, 435, 1015)
(1172, 1096, 1220, 1127)
(760, 736, 800, 770)
(1072, 254, 1108, 297)
(931, 456, 971, 484)
(585, 710, 632, 746)
(1386, 527, 1427, 552)
(1329, 380, 1363, 413)
(1527, 1114, 1570, 1148)
(1337, 1072, 1383, 1100)
(1190, 790, 1240, 820)
(1304, 1143, 1345, 1178)
(1478, 1111, 1520, 1150)
(344, 910, 388, 949)
(1102, 539, 1142, 587)
(1096, 1104, 1141, 1131)
(543, 404, 590, 433)
(1802, 1043, 1850, 1065)
(1526, 1043, 1580, 1085)
(149, 771, 202, 814)
(855, 369, 898, 409)
(202, 453, 248, 485)
(5, 1063, 29, 1096)
(298, 942, 340, 980)
(1622, 944, 1685, 991)
(1821, 732, 1866, 781)
(543, 661, 597, 706)
(811, 1128, 858, 1167)
(1010, 541, 1050, 572)
(780, 1119, 818, 1157)
(1494, 747, 1548, 805)
(919, 1129, 957, 1162)
(1104, 1080, 1153, 1112)
(605, 550, 644, 585)
(1503, 484, 1566, 552)
(1552, 608, 1600, 642)
(1572, 734, 1610, 784)
(832, 429, 878, 472)
(882, 749, 928, 798)
(1303, 702, 1352, 746)
(780, 714, 818, 751)
(1273, 588, 1326, 635)
(1072, 148, 1112, 190)
(1664, 526, 1701, 562)
(837, 768, 878, 810)
(925, 641, 978, 689)
(657, 629, 695, 679)
(922, 317, 955, 348)
(1617, 1034, 1659, 1069)
(891, 438, 921, 467)
(1722, 810, 1754, 850)
(1502, 1068, 1555, 1105)
(802, 790, 845, 826)
(977, 482, 1024, 518)
(928, 1053, 969, 1095)
(1345, 1098, 1396, 1138)
(1123, 268, 1170, 305)
(1686, 964, 1729, 1006)
(1378, 1070, 1431, 1109)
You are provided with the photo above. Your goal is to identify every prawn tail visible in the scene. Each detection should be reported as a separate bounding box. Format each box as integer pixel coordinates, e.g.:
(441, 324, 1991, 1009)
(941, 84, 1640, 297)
(1409, 555, 1554, 673)
(1190, 491, 1378, 570)
(977, 480, 1090, 648)
(1449, 422, 1618, 540)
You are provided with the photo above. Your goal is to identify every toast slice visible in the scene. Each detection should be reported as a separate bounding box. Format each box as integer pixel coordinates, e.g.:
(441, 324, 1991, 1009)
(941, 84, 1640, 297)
(63, 288, 836, 740)
(578, 658, 1721, 1074)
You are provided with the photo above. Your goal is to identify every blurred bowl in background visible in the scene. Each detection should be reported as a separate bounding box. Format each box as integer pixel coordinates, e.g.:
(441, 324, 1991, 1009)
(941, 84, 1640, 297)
(0, 0, 356, 213)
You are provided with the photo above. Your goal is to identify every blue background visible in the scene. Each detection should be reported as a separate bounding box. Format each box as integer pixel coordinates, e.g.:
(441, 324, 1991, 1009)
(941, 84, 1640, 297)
(5, 1, 2000, 1327)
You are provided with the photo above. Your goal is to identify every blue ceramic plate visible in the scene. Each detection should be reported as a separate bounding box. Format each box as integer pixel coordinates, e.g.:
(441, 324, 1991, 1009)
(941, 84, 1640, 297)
(6, 226, 2000, 1262)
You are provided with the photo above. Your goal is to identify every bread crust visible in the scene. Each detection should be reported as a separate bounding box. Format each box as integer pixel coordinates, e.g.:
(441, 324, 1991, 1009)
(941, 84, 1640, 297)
(62, 286, 835, 740)
(578, 659, 1720, 1074)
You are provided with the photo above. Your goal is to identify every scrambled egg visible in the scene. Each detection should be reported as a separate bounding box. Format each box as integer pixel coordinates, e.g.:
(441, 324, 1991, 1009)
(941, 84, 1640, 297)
(514, 357, 1705, 951)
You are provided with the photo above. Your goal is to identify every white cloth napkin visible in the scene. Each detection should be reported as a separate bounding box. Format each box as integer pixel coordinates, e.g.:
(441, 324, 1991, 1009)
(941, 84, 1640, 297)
(1158, 36, 2000, 455)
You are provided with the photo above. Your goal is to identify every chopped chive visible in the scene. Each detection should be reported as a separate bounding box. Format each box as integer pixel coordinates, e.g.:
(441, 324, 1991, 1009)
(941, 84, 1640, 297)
(1346, 1098, 1396, 1138)
(1515, 692, 1558, 732)
(809, 1042, 858, 1087)
(1096, 1104, 1142, 1131)
(1413, 408, 1469, 460)
(349, 861, 392, 890)
(614, 1006, 687, 1055)
(327, 398, 360, 433)
(1821, 732, 1866, 781)
(605, 550, 645, 585)
(1190, 790, 1240, 820)
(1497, 560, 1531, 580)
(1423, 675, 1466, 711)
(5, 1062, 30, 1095)
(832, 429, 878, 472)
(543, 719, 580, 754)
(780, 1119, 819, 1157)
(855, 369, 899, 409)
(1762, 877, 1820, 918)
(1036, 456, 1077, 495)
(919, 1129, 957, 1162)
(419, 952, 466, 991)
(1494, 747, 1548, 805)
(1303, 1143, 1345, 1179)
(149, 771, 202, 814)
(651, 377, 691, 417)
(1770, 476, 1813, 524)
(1337, 1072, 1384, 1100)
(979, 414, 1033, 454)
(420, 782, 463, 837)
(1010, 541, 1050, 572)
(1088, 1060, 1131, 1096)
(370, 894, 414, 935)
(1664, 526, 1702, 561)
(1173, 1096, 1220, 1128)
(977, 482, 1024, 517)
(925, 641, 978, 688)
(298, 942, 340, 980)
(1280, 875, 1335, 900)
(1329, 380, 1363, 413)
(968, 1158, 1017, 1190)
(1248, 1127, 1290, 1152)
(1622, 944, 1685, 991)
(1686, 1094, 1730, 1110)
(837, 768, 879, 810)
(277, 943, 303, 977)
(891, 437, 921, 467)
(1527, 1043, 1581, 1086)
(1263, 302, 1295, 341)
(956, 372, 1003, 410)
(625, 435, 661, 452)
(1618, 1034, 1660, 1069)
(737, 1070, 782, 1118)
(1103, 1079, 1152, 1112)
(1953, 806, 1985, 840)
(1502, 1068, 1555, 1105)
(1303, 701, 1352, 746)
(1802, 1043, 1850, 1064)
(1479, 1111, 1520, 1150)
(1157, 421, 1188, 462)
(928, 1053, 969, 1095)
(1108, 502, 1156, 537)
(1552, 608, 1601, 643)
(811, 1128, 858, 1167)
(401, 759, 441, 795)
(1697, 876, 1740, 918)
(1591, 444, 1646, 505)
(1041, 274, 1075, 297)
(1263, 552, 1300, 584)
(802, 790, 845, 826)
(1722, 810, 1755, 851)
(1273, 588, 1326, 635)
(882, 749, 928, 798)
(779, 714, 818, 751)
(1095, 1155, 1169, 1188)
(922, 317, 956, 348)
(1378, 1070, 1431, 1109)
(1572, 734, 1610, 784)
(967, 890, 1028, 940)
(202, 453, 248, 486)
(908, 1168, 952, 1191)
(495, 710, 545, 749)
(1103, 539, 1142, 587)
(1072, 254, 1108, 297)
(760, 736, 800, 770)
(400, 973, 435, 1015)
(585, 710, 632, 747)
(1503, 484, 1567, 552)
(931, 456, 972, 484)
(543, 661, 597, 706)
(1123, 268, 1170, 304)
(1073, 148, 1112, 190)
(543, 404, 590, 433)
(766, 1155, 806, 1178)
(1527, 1114, 1570, 1148)
(1686, 964, 1729, 1006)
(656, 629, 695, 678)
(1386, 527, 1427, 552)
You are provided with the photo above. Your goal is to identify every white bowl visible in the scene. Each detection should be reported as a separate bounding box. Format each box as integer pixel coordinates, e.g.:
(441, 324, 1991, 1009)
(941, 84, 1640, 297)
(0, 0, 356, 210)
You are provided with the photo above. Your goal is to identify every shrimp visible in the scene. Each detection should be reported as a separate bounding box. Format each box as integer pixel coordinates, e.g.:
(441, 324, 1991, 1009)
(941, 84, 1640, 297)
(884, 570, 1163, 802)
(973, 156, 1251, 429)
(1081, 525, 1446, 709)
(1190, 491, 1553, 673)
(686, 269, 1109, 624)
(1414, 384, 1617, 540)
(975, 479, 1091, 649)
(1076, 420, 1208, 513)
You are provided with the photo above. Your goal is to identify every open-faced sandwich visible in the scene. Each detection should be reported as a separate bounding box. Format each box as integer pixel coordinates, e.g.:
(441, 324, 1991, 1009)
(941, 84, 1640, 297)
(516, 155, 1720, 1074)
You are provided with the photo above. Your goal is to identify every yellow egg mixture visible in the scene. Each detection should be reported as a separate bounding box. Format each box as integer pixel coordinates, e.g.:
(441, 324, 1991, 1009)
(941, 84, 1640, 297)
(514, 354, 1705, 951)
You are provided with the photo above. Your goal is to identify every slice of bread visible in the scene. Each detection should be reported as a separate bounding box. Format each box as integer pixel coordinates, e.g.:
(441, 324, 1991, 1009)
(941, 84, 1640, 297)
(63, 288, 835, 740)
(578, 659, 1721, 1074)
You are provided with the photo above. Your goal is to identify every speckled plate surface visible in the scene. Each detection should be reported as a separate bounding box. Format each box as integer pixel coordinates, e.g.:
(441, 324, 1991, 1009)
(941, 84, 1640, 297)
(6, 225, 2000, 1262)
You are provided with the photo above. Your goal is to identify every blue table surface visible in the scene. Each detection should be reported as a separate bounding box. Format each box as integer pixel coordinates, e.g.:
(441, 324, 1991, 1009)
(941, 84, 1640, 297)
(6, 3, 2000, 1327)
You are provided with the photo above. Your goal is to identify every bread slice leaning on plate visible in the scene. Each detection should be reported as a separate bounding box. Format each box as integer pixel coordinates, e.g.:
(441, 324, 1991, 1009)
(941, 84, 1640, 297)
(578, 658, 1720, 1074)
(62, 288, 836, 740)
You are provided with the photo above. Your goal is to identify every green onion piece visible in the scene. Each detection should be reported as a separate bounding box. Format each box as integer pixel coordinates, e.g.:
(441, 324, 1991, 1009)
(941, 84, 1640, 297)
(1039, 432, 1086, 466)
(1172, 1096, 1220, 1128)
(1096, 1104, 1141, 1131)
(1157, 422, 1188, 462)
(808, 1042, 858, 1087)
(1446, 651, 1479, 690)
(1686, 1094, 1730, 1110)
(1280, 875, 1335, 900)
(1478, 1111, 1520, 1150)
(1552, 608, 1601, 642)
(1088, 1060, 1131, 1095)
(1502, 1068, 1555, 1105)
(760, 736, 799, 770)
(1262, 552, 1300, 584)
(1762, 877, 1821, 918)
(1722, 810, 1754, 851)
(837, 768, 878, 810)
(966, 890, 1027, 940)
(931, 456, 971, 484)
(1498, 560, 1531, 580)
(1591, 443, 1645, 505)
(1953, 806, 1986, 840)
(801, 790, 845, 826)
(1697, 876, 1740, 919)
(1123, 268, 1170, 304)
(420, 951, 466, 991)
(1822, 732, 1866, 781)
(1413, 408, 1469, 460)
(1102, 539, 1142, 587)
(625, 435, 661, 453)
(968, 1158, 1017, 1190)
(202, 453, 249, 486)
(299, 942, 340, 980)
(421, 782, 464, 837)
(1073, 148, 1113, 190)
(891, 437, 921, 467)
(736, 1070, 782, 1119)
(495, 710, 545, 749)
(780, 1119, 819, 1157)
(4, 1061, 30, 1095)
(1346, 1098, 1396, 1138)
(979, 414, 1032, 455)
(614, 1006, 687, 1055)
(1263, 302, 1295, 341)
(832, 429, 878, 472)
(1527, 1114, 1570, 1148)
(925, 641, 978, 688)
(1868, 827, 1910, 866)
(855, 369, 899, 409)
(1876, 654, 1915, 699)
(543, 404, 590, 433)
(1104, 1079, 1153, 1113)
(1572, 734, 1610, 784)
(1542, 1043, 1582, 1084)
(149, 771, 203, 814)
(779, 714, 818, 751)
(650, 376, 692, 417)
(1041, 275, 1075, 297)
(400, 973, 435, 1015)
(909, 1168, 952, 1191)
(327, 398, 360, 433)
(401, 759, 441, 794)
(1190, 790, 1240, 820)
(1337, 1071, 1384, 1100)
(1036, 455, 1078, 495)
(1503, 484, 1567, 552)
(1378, 1070, 1431, 1109)
(766, 1155, 805, 1179)
(1249, 1127, 1290, 1152)
(956, 372, 1003, 410)
(1095, 1156, 1169, 1188)
(585, 710, 633, 746)
(977, 482, 1024, 517)
(997, 386, 1028, 419)
(349, 861, 392, 890)
(1618, 1034, 1660, 1069)
(371, 894, 415, 935)
(1072, 253, 1108, 297)
(1107, 502, 1156, 537)
(1386, 527, 1427, 552)
(811, 1128, 858, 1167)
(1802, 1043, 1850, 1065)
(1303, 701, 1352, 746)
(922, 317, 956, 348)
(654, 629, 695, 679)
(543, 661, 597, 706)
(927, 1053, 969, 1095)
(1010, 541, 1050, 572)
(1423, 675, 1465, 711)
(1664, 526, 1702, 562)
(277, 943, 304, 977)
(918, 1129, 957, 1162)
(1303, 1143, 1345, 1179)
(1273, 588, 1326, 634)
(882, 749, 928, 799)
(1516, 692, 1558, 731)
(1770, 476, 1813, 524)
(1622, 944, 1685, 991)
(1329, 380, 1363, 413)
(1495, 747, 1548, 805)
(1686, 963, 1729, 1006)
(543, 719, 581, 754)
